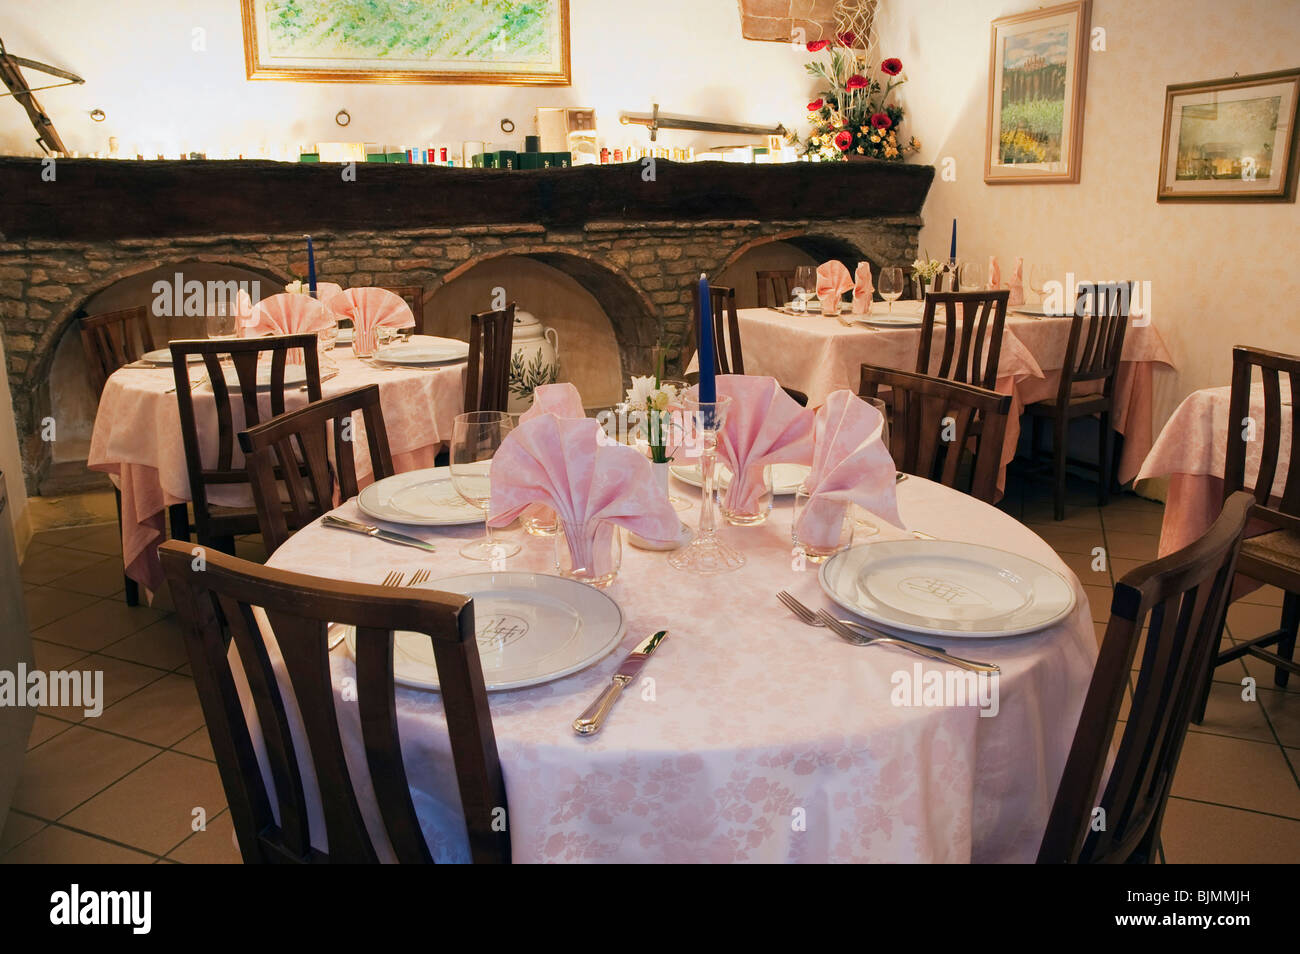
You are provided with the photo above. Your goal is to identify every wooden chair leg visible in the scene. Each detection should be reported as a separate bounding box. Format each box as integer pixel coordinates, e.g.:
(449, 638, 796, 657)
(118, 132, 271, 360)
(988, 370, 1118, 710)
(1031, 414, 1044, 467)
(1052, 415, 1069, 521)
(1275, 592, 1300, 689)
(1097, 410, 1114, 508)
(169, 503, 190, 541)
(114, 487, 139, 607)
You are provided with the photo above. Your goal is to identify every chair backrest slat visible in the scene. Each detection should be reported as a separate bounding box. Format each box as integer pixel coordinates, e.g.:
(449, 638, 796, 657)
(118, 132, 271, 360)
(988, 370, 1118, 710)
(1037, 491, 1254, 864)
(465, 304, 515, 414)
(79, 306, 157, 394)
(691, 284, 744, 375)
(917, 290, 1009, 390)
(381, 286, 425, 331)
(159, 540, 509, 864)
(1223, 346, 1300, 532)
(1058, 283, 1131, 400)
(755, 270, 795, 309)
(858, 364, 1012, 504)
(239, 385, 396, 554)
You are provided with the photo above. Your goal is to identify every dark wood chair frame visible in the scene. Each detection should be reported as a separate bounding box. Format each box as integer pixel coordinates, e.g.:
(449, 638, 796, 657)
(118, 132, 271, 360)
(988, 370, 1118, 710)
(916, 289, 1010, 391)
(755, 270, 796, 309)
(1194, 346, 1300, 720)
(170, 335, 323, 555)
(464, 303, 515, 415)
(381, 285, 424, 330)
(1025, 282, 1132, 520)
(1038, 491, 1254, 863)
(159, 540, 509, 864)
(238, 384, 396, 555)
(858, 364, 1012, 505)
(690, 283, 808, 405)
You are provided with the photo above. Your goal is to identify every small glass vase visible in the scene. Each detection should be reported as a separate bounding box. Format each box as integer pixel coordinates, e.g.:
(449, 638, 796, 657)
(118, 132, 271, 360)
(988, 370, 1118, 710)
(522, 505, 558, 536)
(721, 464, 773, 526)
(792, 488, 855, 563)
(822, 296, 843, 318)
(555, 519, 622, 587)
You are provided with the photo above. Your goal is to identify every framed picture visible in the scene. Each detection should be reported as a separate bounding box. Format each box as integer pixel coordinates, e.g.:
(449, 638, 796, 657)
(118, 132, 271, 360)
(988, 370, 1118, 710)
(240, 0, 571, 86)
(1157, 68, 1300, 202)
(984, 1, 1091, 184)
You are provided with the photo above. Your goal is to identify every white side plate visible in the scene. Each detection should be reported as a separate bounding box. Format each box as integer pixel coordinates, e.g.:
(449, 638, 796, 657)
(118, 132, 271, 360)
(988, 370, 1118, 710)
(357, 467, 483, 526)
(670, 461, 810, 496)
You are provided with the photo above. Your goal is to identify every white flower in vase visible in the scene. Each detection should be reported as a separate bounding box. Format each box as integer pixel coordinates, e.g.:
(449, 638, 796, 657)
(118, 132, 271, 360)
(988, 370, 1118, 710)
(285, 280, 304, 295)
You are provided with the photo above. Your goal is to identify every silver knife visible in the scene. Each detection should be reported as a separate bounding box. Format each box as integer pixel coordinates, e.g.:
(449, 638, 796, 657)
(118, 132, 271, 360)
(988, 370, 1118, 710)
(573, 630, 667, 736)
(321, 514, 437, 553)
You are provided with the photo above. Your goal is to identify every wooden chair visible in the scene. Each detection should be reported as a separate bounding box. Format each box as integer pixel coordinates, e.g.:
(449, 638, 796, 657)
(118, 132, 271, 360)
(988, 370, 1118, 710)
(465, 303, 515, 414)
(238, 385, 395, 555)
(170, 335, 323, 555)
(158, 540, 509, 864)
(1194, 346, 1300, 718)
(80, 306, 156, 394)
(690, 283, 808, 405)
(1038, 491, 1254, 863)
(80, 306, 158, 605)
(916, 289, 1010, 390)
(382, 285, 424, 330)
(858, 364, 1011, 505)
(1025, 282, 1132, 521)
(756, 270, 795, 308)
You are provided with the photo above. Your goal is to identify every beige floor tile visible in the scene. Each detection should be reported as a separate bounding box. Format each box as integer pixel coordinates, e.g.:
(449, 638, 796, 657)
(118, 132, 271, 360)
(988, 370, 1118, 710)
(41, 653, 170, 725)
(172, 727, 215, 761)
(61, 752, 226, 857)
(32, 522, 118, 549)
(1060, 550, 1111, 586)
(12, 726, 157, 819)
(0, 811, 46, 854)
(58, 523, 126, 557)
(1082, 584, 1115, 624)
(19, 546, 108, 586)
(1171, 732, 1300, 818)
(1105, 494, 1165, 514)
(1226, 601, 1286, 642)
(1101, 506, 1165, 536)
(1234, 637, 1299, 694)
(46, 556, 128, 599)
(27, 714, 72, 750)
(1101, 530, 1160, 562)
(166, 809, 241, 864)
(1027, 522, 1106, 554)
(27, 493, 117, 532)
(22, 586, 100, 630)
(1160, 797, 1300, 863)
(1258, 689, 1300, 748)
(1239, 585, 1286, 608)
(95, 674, 205, 747)
(1108, 556, 1149, 582)
(1, 825, 155, 864)
(32, 599, 165, 653)
(101, 616, 189, 670)
(30, 638, 90, 671)
(1188, 682, 1278, 744)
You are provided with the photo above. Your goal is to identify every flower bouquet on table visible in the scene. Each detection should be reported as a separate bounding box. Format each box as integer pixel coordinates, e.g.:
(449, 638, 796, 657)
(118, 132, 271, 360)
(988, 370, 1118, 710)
(794, 34, 920, 162)
(911, 255, 944, 296)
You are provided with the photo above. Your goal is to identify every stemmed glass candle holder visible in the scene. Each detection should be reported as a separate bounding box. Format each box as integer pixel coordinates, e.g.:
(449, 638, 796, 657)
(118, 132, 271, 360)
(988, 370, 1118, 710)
(668, 395, 744, 574)
(450, 410, 521, 562)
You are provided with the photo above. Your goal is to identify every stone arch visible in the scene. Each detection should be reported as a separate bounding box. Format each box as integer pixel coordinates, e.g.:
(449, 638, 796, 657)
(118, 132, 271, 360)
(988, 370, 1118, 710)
(716, 229, 876, 278)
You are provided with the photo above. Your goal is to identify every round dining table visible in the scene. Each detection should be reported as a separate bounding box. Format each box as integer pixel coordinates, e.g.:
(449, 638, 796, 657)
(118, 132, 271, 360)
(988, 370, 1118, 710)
(251, 473, 1098, 863)
(88, 345, 466, 592)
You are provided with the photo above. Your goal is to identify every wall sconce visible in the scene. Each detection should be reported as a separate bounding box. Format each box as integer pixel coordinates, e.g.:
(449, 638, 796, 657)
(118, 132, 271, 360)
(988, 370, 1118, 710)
(89, 108, 106, 122)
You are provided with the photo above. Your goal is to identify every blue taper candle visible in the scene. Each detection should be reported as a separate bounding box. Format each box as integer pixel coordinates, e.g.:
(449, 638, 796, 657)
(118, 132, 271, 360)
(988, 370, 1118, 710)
(697, 272, 716, 404)
(305, 235, 317, 298)
(949, 219, 957, 262)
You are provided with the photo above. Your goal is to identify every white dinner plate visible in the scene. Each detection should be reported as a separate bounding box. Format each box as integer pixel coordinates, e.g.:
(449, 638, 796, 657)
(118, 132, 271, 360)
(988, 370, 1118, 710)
(371, 336, 469, 365)
(856, 314, 924, 328)
(1011, 307, 1063, 318)
(670, 461, 810, 495)
(142, 349, 204, 366)
(212, 364, 309, 390)
(356, 467, 482, 526)
(818, 539, 1076, 638)
(343, 571, 626, 691)
(336, 326, 354, 344)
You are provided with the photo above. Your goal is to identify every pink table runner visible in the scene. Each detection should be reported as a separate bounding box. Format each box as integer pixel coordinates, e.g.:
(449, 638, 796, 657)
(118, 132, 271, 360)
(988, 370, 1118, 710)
(88, 349, 465, 592)
(250, 475, 1097, 863)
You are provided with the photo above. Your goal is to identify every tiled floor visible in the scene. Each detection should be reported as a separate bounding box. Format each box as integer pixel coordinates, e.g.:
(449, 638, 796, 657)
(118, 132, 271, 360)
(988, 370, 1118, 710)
(3, 476, 1299, 863)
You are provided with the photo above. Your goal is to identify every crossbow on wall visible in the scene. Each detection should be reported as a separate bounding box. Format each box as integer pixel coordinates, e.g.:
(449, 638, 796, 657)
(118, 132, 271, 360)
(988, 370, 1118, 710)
(0, 36, 84, 154)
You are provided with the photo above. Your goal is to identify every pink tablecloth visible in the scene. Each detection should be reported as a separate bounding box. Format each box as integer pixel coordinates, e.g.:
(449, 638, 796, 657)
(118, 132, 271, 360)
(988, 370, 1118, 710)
(251, 475, 1097, 863)
(1137, 383, 1291, 557)
(731, 307, 1174, 488)
(88, 349, 465, 592)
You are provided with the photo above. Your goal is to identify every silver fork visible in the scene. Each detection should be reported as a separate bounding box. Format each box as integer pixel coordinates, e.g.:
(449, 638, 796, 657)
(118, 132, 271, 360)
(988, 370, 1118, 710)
(775, 591, 998, 673)
(328, 569, 405, 651)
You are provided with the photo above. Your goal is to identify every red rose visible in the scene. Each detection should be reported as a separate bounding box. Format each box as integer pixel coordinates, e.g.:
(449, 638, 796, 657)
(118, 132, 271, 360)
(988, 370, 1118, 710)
(806, 98, 825, 112)
(881, 58, 903, 76)
(846, 74, 868, 91)
(806, 40, 828, 52)
(834, 130, 853, 151)
(837, 31, 857, 47)
(870, 112, 892, 130)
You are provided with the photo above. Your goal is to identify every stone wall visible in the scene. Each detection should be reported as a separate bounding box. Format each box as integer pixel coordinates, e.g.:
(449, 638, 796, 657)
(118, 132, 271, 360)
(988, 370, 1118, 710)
(0, 215, 920, 493)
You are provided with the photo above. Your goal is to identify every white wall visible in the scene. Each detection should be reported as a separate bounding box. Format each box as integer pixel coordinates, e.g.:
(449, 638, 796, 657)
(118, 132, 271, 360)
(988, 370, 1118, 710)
(0, 0, 808, 157)
(877, 0, 1300, 448)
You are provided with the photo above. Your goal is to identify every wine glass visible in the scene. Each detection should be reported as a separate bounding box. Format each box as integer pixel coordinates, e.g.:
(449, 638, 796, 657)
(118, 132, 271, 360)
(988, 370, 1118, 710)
(959, 261, 985, 291)
(1029, 263, 1057, 308)
(205, 300, 237, 340)
(878, 267, 904, 315)
(450, 411, 521, 562)
(793, 265, 817, 313)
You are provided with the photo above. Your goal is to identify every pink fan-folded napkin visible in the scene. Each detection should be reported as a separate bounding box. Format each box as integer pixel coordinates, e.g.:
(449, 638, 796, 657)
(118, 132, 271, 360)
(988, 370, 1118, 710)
(794, 389, 904, 548)
(716, 375, 814, 514)
(1007, 257, 1025, 306)
(851, 262, 874, 315)
(488, 415, 680, 573)
(242, 293, 334, 364)
(816, 261, 854, 314)
(520, 382, 585, 422)
(329, 287, 415, 355)
(988, 256, 1002, 291)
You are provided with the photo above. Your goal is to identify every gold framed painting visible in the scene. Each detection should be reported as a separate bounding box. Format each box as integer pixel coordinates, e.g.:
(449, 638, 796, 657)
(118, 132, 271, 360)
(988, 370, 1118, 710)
(984, 1, 1091, 184)
(1157, 68, 1300, 202)
(240, 0, 572, 86)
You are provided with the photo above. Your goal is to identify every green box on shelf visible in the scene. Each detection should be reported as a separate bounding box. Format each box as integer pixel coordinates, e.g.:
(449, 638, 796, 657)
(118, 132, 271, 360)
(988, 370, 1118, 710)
(518, 153, 544, 170)
(298, 153, 321, 163)
(542, 152, 571, 168)
(472, 153, 485, 168)
(365, 153, 389, 163)
(386, 152, 406, 163)
(495, 150, 518, 170)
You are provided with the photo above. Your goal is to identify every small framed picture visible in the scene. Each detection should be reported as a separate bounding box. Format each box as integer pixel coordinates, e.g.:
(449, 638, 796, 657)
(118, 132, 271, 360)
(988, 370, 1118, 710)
(1157, 68, 1300, 202)
(985, 1, 1092, 184)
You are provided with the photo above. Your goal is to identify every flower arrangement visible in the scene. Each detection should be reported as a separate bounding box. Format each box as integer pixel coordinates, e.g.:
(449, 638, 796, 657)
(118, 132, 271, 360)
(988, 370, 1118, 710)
(625, 357, 680, 464)
(911, 257, 943, 284)
(796, 35, 920, 162)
